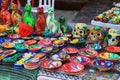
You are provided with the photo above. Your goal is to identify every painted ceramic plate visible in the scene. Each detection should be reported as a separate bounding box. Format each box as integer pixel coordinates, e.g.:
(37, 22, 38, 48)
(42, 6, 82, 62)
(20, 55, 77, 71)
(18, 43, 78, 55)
(38, 39, 52, 47)
(69, 56, 91, 65)
(2, 41, 14, 49)
(13, 39, 24, 44)
(8, 34, 20, 40)
(22, 52, 36, 60)
(3, 50, 16, 56)
(41, 59, 62, 70)
(61, 62, 84, 73)
(28, 45, 42, 52)
(78, 48, 98, 59)
(51, 51, 70, 61)
(105, 46, 120, 53)
(99, 52, 120, 61)
(24, 40, 37, 45)
(15, 43, 28, 52)
(63, 46, 78, 54)
(41, 47, 53, 53)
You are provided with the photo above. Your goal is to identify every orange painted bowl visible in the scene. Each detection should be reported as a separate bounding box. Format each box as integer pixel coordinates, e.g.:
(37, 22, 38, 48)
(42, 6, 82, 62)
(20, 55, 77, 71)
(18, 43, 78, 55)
(40, 59, 62, 71)
(78, 48, 98, 59)
(8, 34, 20, 40)
(61, 62, 84, 75)
(62, 46, 78, 54)
(105, 46, 120, 53)
(2, 41, 14, 49)
(24, 39, 37, 45)
(99, 52, 120, 62)
(51, 51, 70, 62)
(28, 44, 42, 52)
(69, 56, 91, 65)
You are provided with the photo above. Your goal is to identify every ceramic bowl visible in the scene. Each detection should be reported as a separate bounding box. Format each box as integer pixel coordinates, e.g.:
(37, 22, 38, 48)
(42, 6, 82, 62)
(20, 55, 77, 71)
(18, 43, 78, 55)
(24, 39, 37, 45)
(38, 39, 52, 47)
(22, 52, 36, 60)
(13, 39, 24, 44)
(61, 62, 84, 75)
(51, 51, 70, 62)
(99, 52, 120, 62)
(53, 39, 64, 48)
(93, 60, 114, 71)
(69, 56, 91, 65)
(40, 59, 62, 71)
(14, 44, 28, 52)
(28, 44, 42, 52)
(41, 47, 53, 53)
(78, 48, 98, 59)
(3, 50, 16, 57)
(8, 34, 20, 40)
(63, 46, 78, 54)
(105, 46, 120, 53)
(2, 41, 14, 49)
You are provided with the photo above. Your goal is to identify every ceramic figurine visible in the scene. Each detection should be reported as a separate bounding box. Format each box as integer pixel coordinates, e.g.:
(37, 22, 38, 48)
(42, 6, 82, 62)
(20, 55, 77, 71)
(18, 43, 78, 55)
(46, 8, 59, 34)
(58, 16, 72, 34)
(88, 26, 106, 43)
(0, 0, 12, 25)
(105, 29, 120, 46)
(11, 3, 22, 26)
(35, 7, 46, 36)
(72, 23, 89, 38)
(23, 4, 35, 28)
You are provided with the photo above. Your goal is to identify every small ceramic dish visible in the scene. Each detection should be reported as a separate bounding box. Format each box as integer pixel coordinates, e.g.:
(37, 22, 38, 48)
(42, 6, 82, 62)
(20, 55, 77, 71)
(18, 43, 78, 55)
(61, 62, 84, 75)
(38, 39, 52, 47)
(69, 38, 85, 44)
(53, 39, 64, 48)
(51, 51, 70, 62)
(8, 34, 20, 40)
(40, 59, 62, 71)
(2, 41, 14, 49)
(24, 39, 37, 45)
(99, 52, 120, 62)
(63, 46, 78, 54)
(69, 56, 91, 65)
(41, 47, 53, 53)
(28, 44, 42, 52)
(13, 39, 24, 44)
(14, 44, 28, 52)
(22, 52, 36, 60)
(78, 48, 98, 59)
(105, 46, 120, 53)
(93, 60, 114, 71)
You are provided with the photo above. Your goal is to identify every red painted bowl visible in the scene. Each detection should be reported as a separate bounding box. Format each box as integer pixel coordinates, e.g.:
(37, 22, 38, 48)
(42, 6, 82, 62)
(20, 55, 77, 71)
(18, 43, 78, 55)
(38, 39, 52, 47)
(8, 34, 20, 40)
(63, 46, 78, 54)
(78, 48, 98, 59)
(40, 59, 62, 70)
(24, 39, 37, 45)
(61, 62, 84, 75)
(69, 56, 91, 65)
(105, 46, 120, 53)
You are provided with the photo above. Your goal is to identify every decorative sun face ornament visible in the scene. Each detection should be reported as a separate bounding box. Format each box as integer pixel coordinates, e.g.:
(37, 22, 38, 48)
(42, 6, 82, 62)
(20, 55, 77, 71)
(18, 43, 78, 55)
(72, 23, 89, 38)
(105, 29, 120, 46)
(88, 26, 106, 43)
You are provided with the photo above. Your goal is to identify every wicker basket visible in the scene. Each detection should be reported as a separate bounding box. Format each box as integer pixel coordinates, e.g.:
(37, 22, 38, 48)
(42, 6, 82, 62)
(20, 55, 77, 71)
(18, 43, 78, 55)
(19, 22, 34, 37)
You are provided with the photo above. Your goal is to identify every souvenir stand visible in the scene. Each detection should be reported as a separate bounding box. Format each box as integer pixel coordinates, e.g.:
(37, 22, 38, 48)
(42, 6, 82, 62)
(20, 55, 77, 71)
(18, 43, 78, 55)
(0, 0, 120, 80)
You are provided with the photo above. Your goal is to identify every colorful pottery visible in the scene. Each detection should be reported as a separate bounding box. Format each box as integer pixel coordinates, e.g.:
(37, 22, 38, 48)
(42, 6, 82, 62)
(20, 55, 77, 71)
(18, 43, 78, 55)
(2, 41, 14, 49)
(78, 48, 98, 59)
(11, 3, 22, 26)
(24, 39, 37, 45)
(105, 46, 120, 53)
(46, 8, 59, 34)
(13, 39, 24, 44)
(0, 49, 3, 54)
(51, 51, 70, 61)
(41, 47, 53, 53)
(99, 52, 120, 62)
(14, 43, 28, 52)
(61, 62, 84, 75)
(35, 7, 46, 36)
(94, 60, 114, 71)
(59, 16, 72, 34)
(40, 59, 62, 71)
(69, 56, 91, 65)
(23, 4, 35, 28)
(38, 39, 52, 47)
(72, 23, 89, 38)
(28, 44, 42, 52)
(8, 34, 20, 40)
(88, 26, 106, 43)
(63, 46, 78, 54)
(0, 38, 11, 44)
(69, 37, 85, 44)
(59, 36, 69, 42)
(53, 39, 64, 48)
